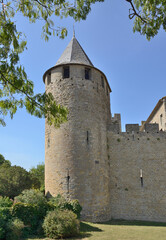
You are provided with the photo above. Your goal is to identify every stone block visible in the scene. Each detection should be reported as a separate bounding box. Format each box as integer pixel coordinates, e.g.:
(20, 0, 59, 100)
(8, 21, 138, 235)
(126, 124, 139, 133)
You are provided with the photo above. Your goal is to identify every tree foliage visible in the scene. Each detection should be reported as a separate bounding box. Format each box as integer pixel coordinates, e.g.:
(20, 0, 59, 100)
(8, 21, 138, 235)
(0, 0, 104, 126)
(0, 165, 38, 198)
(0, 154, 11, 166)
(126, 0, 166, 40)
(29, 163, 45, 191)
(0, 0, 165, 126)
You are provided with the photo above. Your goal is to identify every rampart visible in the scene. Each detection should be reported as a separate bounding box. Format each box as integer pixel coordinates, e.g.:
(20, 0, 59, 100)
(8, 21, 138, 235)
(108, 126, 166, 222)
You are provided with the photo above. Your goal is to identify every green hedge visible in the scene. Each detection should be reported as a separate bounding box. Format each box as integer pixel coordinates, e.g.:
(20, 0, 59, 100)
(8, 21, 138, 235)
(48, 194, 82, 218)
(0, 207, 12, 239)
(43, 209, 80, 239)
(11, 202, 49, 228)
(6, 218, 24, 240)
(0, 197, 13, 208)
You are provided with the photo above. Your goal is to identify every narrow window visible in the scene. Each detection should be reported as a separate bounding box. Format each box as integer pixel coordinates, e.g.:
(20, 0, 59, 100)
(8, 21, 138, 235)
(101, 76, 104, 88)
(160, 114, 163, 126)
(47, 137, 50, 148)
(140, 169, 143, 187)
(66, 169, 70, 194)
(87, 131, 89, 143)
(47, 72, 51, 85)
(85, 68, 91, 80)
(63, 66, 70, 78)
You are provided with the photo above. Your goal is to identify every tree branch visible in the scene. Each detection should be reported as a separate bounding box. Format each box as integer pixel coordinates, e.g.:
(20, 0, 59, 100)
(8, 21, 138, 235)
(0, 70, 45, 112)
(33, 0, 48, 9)
(126, 0, 147, 23)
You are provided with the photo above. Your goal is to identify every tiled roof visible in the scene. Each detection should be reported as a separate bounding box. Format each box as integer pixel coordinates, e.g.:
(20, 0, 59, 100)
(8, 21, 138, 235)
(56, 36, 94, 67)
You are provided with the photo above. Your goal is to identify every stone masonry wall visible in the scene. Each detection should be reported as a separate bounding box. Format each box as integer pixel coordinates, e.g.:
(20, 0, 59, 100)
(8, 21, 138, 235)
(108, 131, 166, 222)
(45, 64, 112, 222)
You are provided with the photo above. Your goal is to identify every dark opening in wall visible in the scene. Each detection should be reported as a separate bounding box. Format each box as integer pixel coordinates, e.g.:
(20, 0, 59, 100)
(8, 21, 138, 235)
(63, 66, 70, 78)
(85, 68, 91, 80)
(87, 131, 89, 144)
(140, 169, 143, 187)
(66, 169, 70, 194)
(101, 76, 104, 88)
(47, 72, 51, 85)
(140, 177, 143, 187)
(106, 87, 108, 96)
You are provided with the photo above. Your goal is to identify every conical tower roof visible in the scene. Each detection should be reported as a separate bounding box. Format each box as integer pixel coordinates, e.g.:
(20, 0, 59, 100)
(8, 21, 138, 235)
(56, 36, 94, 67)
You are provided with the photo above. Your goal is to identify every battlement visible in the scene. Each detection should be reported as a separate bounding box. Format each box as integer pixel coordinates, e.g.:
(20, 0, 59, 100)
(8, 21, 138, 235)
(108, 122, 165, 135)
(109, 131, 166, 140)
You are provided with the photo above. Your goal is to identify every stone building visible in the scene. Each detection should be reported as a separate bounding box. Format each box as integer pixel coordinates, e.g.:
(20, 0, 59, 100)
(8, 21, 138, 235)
(140, 96, 166, 132)
(43, 36, 166, 222)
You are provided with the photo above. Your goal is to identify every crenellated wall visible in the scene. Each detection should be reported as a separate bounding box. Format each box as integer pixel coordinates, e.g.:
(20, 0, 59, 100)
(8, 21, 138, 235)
(108, 130, 166, 222)
(44, 57, 166, 223)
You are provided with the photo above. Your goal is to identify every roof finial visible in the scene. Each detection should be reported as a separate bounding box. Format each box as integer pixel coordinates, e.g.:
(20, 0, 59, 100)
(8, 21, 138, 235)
(73, 23, 75, 38)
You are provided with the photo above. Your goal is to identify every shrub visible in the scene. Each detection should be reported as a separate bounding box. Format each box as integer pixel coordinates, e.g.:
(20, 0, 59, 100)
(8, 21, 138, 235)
(49, 194, 82, 218)
(12, 202, 37, 227)
(6, 218, 24, 240)
(0, 197, 13, 207)
(14, 189, 47, 205)
(0, 207, 11, 238)
(13, 189, 49, 230)
(43, 209, 80, 239)
(12, 201, 49, 230)
(70, 199, 82, 219)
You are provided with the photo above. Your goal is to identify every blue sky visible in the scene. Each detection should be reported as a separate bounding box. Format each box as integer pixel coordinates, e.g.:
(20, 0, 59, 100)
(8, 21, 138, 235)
(1, 0, 166, 170)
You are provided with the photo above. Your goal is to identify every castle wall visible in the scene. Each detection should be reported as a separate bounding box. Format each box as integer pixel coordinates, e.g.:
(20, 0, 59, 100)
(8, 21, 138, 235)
(45, 64, 112, 222)
(108, 131, 166, 222)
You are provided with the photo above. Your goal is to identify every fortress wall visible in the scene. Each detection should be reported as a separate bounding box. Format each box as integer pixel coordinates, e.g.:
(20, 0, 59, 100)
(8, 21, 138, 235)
(108, 131, 166, 222)
(45, 65, 112, 222)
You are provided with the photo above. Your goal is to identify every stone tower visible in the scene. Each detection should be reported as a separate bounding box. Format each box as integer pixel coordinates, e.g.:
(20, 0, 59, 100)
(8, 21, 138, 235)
(43, 36, 112, 222)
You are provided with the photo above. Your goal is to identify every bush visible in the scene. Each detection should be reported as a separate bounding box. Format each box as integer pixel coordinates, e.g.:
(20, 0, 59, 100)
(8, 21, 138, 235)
(12, 201, 49, 230)
(13, 189, 49, 230)
(49, 194, 82, 218)
(12, 202, 37, 227)
(70, 199, 82, 219)
(0, 207, 11, 238)
(0, 197, 13, 207)
(14, 189, 47, 205)
(43, 209, 80, 239)
(6, 218, 24, 240)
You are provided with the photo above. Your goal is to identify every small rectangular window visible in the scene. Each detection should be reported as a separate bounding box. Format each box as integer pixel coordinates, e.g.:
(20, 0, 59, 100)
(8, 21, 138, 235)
(63, 66, 70, 78)
(160, 114, 163, 126)
(101, 76, 104, 88)
(47, 72, 51, 85)
(85, 68, 91, 80)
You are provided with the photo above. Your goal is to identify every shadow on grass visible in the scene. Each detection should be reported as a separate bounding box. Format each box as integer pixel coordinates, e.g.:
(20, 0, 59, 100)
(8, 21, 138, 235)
(75, 221, 102, 239)
(24, 223, 102, 240)
(99, 219, 166, 227)
(80, 222, 102, 232)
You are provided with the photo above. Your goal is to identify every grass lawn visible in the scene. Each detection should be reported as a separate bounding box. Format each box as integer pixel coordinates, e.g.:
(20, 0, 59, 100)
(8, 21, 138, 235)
(25, 220, 166, 240)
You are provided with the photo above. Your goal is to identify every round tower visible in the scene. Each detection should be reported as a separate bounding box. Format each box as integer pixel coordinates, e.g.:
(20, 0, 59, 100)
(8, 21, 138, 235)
(43, 36, 112, 222)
